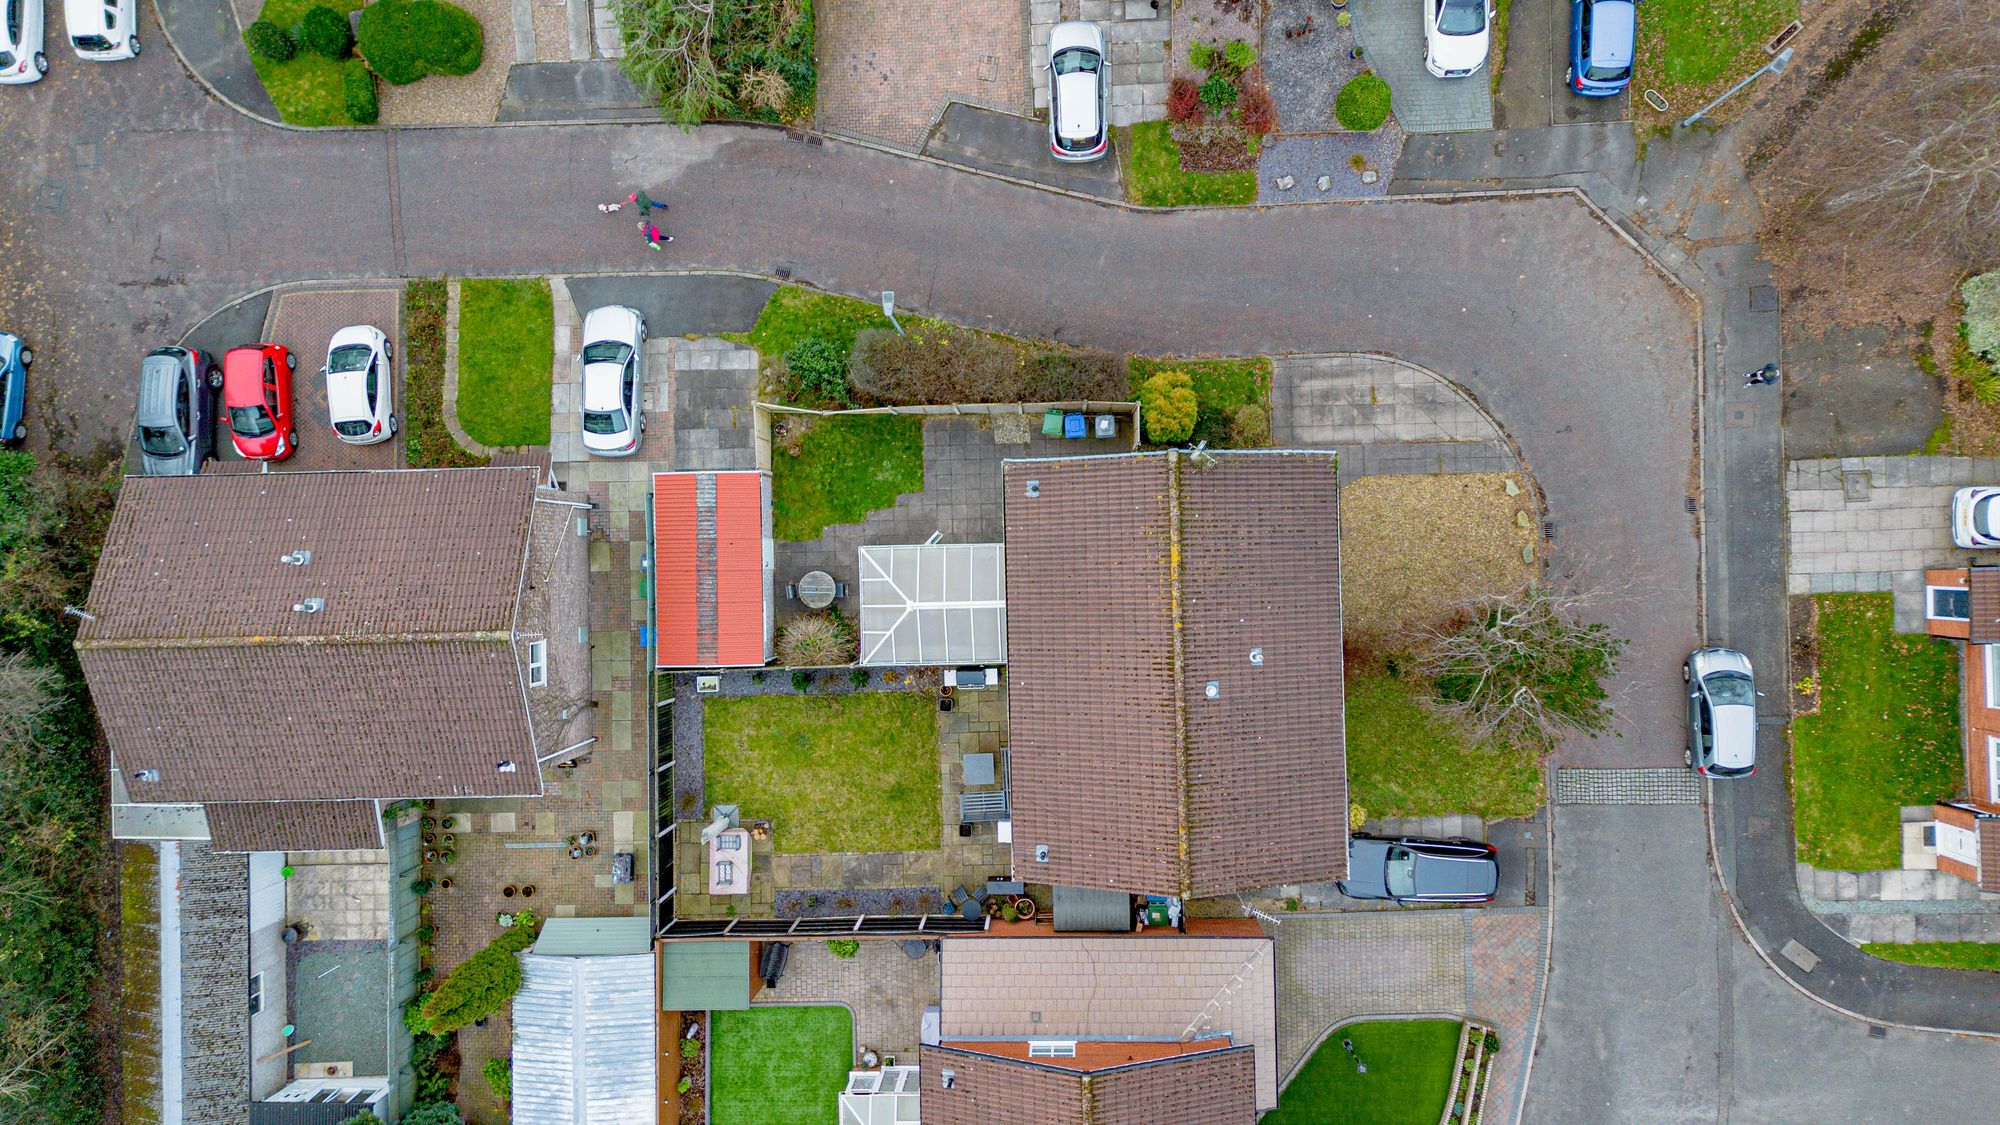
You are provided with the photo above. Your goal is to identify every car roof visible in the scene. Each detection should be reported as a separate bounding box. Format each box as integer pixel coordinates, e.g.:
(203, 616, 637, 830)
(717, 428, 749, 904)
(1712, 703, 1757, 769)
(222, 347, 270, 400)
(580, 362, 625, 413)
(1055, 72, 1101, 140)
(136, 354, 182, 424)
(326, 371, 371, 422)
(1587, 0, 1636, 65)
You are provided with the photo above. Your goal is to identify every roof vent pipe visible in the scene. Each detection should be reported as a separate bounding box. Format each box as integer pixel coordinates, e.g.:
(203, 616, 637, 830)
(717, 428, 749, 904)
(292, 598, 325, 614)
(280, 550, 313, 566)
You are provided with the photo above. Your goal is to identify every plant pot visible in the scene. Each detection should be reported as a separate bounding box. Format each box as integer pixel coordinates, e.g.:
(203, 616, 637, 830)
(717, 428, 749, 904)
(1330, 0, 1347, 8)
(423, 849, 440, 863)
(1350, 46, 1364, 60)
(503, 885, 518, 898)
(584, 844, 599, 857)
(421, 817, 436, 830)
(442, 834, 456, 847)
(422, 832, 437, 846)
(440, 850, 457, 864)
(438, 877, 452, 891)
(1016, 897, 1037, 920)
(521, 885, 536, 898)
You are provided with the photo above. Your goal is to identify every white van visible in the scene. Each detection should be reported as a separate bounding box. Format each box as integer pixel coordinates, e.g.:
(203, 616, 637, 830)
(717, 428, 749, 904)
(64, 0, 135, 61)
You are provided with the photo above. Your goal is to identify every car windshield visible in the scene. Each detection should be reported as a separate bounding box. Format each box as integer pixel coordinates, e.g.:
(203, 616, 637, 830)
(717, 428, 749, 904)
(1384, 846, 1417, 898)
(138, 425, 184, 456)
(1053, 47, 1099, 75)
(1976, 495, 2000, 534)
(582, 341, 632, 364)
(229, 404, 275, 437)
(334, 419, 373, 438)
(582, 408, 627, 436)
(328, 344, 373, 374)
(1705, 671, 1756, 707)
(73, 34, 113, 51)
(1439, 0, 1486, 35)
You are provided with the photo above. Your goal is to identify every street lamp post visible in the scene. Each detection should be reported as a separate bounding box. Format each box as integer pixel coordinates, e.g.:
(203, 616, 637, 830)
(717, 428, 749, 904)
(881, 291, 906, 338)
(1679, 47, 1792, 129)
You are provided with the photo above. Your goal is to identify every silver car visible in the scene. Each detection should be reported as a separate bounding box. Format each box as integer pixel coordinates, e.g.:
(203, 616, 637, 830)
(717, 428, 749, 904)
(1047, 21, 1107, 163)
(1685, 647, 1757, 778)
(134, 346, 220, 476)
(580, 305, 646, 457)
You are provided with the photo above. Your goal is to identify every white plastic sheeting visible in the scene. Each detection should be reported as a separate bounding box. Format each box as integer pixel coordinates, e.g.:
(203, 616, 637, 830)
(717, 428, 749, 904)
(858, 543, 1007, 666)
(512, 953, 656, 1125)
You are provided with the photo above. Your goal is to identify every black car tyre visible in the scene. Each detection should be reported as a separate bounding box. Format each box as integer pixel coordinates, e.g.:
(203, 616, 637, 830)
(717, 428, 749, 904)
(130, 39, 140, 56)
(18, 348, 30, 365)
(288, 430, 298, 449)
(206, 366, 223, 390)
(1681, 662, 1691, 683)
(11, 424, 24, 441)
(33, 53, 47, 74)
(389, 415, 399, 436)
(285, 351, 297, 370)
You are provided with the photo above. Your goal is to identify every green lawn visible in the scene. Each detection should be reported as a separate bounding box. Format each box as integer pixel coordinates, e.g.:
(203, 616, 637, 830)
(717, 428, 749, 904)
(1264, 1020, 1461, 1125)
(771, 415, 924, 541)
(455, 278, 554, 448)
(402, 278, 487, 468)
(249, 0, 365, 126)
(1118, 122, 1257, 207)
(1346, 670, 1543, 820)
(739, 286, 898, 362)
(703, 692, 940, 854)
(1793, 593, 1962, 871)
(1130, 356, 1271, 447)
(1861, 942, 2000, 972)
(1638, 0, 1799, 91)
(710, 1006, 854, 1125)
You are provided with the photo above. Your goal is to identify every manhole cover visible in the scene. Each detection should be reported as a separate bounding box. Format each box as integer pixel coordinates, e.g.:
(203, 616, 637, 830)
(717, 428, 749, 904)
(1749, 285, 1779, 312)
(1725, 403, 1758, 429)
(1842, 470, 1872, 503)
(36, 183, 65, 213)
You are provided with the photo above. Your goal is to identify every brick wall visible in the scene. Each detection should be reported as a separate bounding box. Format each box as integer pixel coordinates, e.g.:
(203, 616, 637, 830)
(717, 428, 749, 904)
(179, 842, 251, 1125)
(1924, 568, 1972, 639)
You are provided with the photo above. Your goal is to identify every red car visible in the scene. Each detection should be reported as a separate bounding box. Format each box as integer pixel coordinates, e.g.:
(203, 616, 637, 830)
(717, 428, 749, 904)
(223, 343, 297, 461)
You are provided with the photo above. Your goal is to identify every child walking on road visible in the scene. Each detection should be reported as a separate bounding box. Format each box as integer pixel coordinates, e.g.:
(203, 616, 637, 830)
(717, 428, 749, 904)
(643, 222, 672, 250)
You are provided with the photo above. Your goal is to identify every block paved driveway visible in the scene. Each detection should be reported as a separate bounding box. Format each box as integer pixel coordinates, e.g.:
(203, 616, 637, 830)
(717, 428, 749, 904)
(817, 0, 1031, 150)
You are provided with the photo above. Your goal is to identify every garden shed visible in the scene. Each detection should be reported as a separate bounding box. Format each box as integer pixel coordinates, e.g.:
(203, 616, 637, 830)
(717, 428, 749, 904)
(511, 949, 656, 1125)
(857, 542, 1007, 665)
(655, 471, 774, 668)
(659, 940, 752, 1011)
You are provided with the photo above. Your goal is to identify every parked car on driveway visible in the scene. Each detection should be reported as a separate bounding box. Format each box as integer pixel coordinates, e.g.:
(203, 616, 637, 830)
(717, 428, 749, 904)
(1951, 487, 2000, 549)
(1567, 0, 1635, 97)
(579, 305, 645, 458)
(1337, 836, 1499, 904)
(223, 343, 296, 461)
(134, 346, 219, 475)
(1424, 0, 1493, 78)
(0, 0, 49, 84)
(63, 0, 135, 60)
(1047, 21, 1108, 163)
(0, 331, 27, 442)
(1685, 646, 1757, 778)
(323, 325, 396, 446)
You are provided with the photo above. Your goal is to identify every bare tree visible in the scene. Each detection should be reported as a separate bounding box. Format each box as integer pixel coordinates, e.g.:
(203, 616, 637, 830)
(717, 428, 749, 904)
(1405, 584, 1626, 747)
(0, 653, 58, 746)
(613, 0, 732, 126)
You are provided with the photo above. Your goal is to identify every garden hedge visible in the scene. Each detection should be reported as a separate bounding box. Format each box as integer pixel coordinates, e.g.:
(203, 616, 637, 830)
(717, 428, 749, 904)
(1336, 71, 1392, 132)
(357, 0, 483, 85)
(343, 58, 380, 124)
(300, 4, 355, 59)
(244, 18, 296, 62)
(415, 918, 537, 1033)
(847, 328, 1127, 406)
(1138, 370, 1197, 443)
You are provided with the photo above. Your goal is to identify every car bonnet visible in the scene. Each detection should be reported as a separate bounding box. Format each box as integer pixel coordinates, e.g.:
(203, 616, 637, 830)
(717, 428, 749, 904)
(1343, 837, 1392, 894)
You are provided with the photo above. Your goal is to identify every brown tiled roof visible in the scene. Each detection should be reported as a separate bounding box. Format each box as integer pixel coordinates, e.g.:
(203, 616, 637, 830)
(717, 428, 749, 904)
(1971, 568, 2000, 644)
(77, 468, 547, 804)
(205, 800, 384, 852)
(918, 1044, 1258, 1125)
(1002, 451, 1347, 897)
(940, 935, 1279, 1109)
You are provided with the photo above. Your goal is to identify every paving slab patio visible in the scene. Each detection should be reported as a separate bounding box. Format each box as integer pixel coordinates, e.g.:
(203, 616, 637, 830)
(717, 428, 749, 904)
(752, 939, 941, 1061)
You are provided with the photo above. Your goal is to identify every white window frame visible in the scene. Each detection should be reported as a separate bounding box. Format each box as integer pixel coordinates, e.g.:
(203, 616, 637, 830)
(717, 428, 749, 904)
(1985, 647, 2000, 711)
(1027, 1041, 1077, 1058)
(526, 639, 548, 688)
(1990, 737, 2000, 805)
(249, 971, 265, 1016)
(1928, 585, 1971, 621)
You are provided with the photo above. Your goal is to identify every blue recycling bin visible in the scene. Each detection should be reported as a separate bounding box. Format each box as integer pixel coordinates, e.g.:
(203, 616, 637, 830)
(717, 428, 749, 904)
(1063, 412, 1086, 438)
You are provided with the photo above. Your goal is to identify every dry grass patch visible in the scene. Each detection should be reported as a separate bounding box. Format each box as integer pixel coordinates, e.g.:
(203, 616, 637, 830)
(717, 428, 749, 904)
(1339, 472, 1536, 642)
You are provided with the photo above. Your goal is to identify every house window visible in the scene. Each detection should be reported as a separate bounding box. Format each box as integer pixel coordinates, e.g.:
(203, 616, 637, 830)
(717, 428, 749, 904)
(1987, 648, 2000, 710)
(249, 972, 265, 1016)
(1929, 586, 1971, 621)
(527, 640, 548, 688)
(1990, 738, 2000, 805)
(1028, 1041, 1077, 1058)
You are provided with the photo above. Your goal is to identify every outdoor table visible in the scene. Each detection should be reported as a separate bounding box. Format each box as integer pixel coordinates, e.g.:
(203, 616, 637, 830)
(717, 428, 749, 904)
(962, 752, 996, 786)
(798, 570, 837, 609)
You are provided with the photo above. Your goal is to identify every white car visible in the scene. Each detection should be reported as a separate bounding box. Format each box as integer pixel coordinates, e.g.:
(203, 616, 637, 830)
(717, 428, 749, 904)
(0, 0, 48, 84)
(1952, 487, 2000, 549)
(323, 325, 396, 446)
(1423, 0, 1492, 78)
(64, 0, 135, 60)
(580, 305, 646, 457)
(1047, 21, 1107, 163)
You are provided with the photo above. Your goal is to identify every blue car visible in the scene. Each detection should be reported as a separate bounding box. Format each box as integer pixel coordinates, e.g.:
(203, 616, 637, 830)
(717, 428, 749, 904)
(0, 332, 28, 443)
(1568, 0, 1636, 97)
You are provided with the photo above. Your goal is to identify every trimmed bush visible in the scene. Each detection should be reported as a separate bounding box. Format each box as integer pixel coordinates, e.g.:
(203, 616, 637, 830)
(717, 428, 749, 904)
(300, 5, 356, 59)
(401, 1106, 462, 1125)
(1335, 71, 1392, 131)
(244, 19, 296, 62)
(1198, 73, 1238, 115)
(827, 939, 860, 959)
(1188, 41, 1216, 71)
(1231, 402, 1272, 447)
(1166, 75, 1203, 124)
(357, 0, 484, 86)
(343, 58, 380, 124)
(1223, 39, 1257, 73)
(778, 611, 855, 667)
(1965, 270, 2000, 362)
(1138, 371, 1198, 443)
(415, 917, 538, 1033)
(780, 337, 851, 406)
(847, 328, 1128, 406)
(335, 1114, 386, 1125)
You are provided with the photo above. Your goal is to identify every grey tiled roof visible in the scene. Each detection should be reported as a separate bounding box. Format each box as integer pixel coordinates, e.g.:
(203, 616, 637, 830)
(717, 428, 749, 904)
(1002, 451, 1347, 897)
(205, 800, 384, 852)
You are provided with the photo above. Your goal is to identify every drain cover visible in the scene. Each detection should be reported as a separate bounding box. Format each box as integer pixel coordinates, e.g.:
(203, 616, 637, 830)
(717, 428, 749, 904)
(1749, 285, 1779, 312)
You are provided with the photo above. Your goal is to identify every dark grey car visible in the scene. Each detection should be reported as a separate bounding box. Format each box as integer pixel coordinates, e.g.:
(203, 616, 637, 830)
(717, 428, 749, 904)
(1337, 835, 1499, 904)
(134, 346, 220, 476)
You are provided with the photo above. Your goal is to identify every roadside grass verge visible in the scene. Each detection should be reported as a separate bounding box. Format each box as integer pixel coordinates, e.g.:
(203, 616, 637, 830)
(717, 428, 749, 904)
(1861, 942, 2000, 972)
(455, 278, 553, 447)
(248, 0, 366, 126)
(1634, 0, 1799, 124)
(1118, 122, 1257, 207)
(1345, 669, 1543, 820)
(1793, 593, 1961, 871)
(771, 415, 924, 541)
